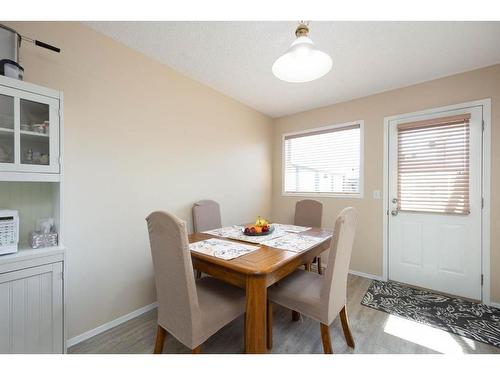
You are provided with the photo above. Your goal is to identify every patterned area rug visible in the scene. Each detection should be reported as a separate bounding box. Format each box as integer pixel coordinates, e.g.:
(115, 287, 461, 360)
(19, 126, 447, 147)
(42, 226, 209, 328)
(361, 280, 500, 348)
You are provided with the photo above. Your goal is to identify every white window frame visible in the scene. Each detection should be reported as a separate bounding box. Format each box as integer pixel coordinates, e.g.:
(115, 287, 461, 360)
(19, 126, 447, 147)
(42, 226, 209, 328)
(281, 120, 364, 199)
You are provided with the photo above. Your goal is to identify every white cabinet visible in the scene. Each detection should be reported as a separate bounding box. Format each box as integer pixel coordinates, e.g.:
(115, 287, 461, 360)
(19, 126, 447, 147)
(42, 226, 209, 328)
(0, 248, 65, 353)
(0, 76, 61, 179)
(0, 77, 65, 353)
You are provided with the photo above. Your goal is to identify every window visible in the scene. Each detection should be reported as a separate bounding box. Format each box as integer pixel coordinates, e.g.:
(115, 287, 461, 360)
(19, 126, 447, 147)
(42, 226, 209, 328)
(397, 113, 470, 215)
(283, 121, 363, 197)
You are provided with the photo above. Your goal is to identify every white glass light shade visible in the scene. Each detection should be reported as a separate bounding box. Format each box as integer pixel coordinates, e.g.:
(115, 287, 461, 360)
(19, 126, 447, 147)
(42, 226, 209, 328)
(272, 36, 332, 83)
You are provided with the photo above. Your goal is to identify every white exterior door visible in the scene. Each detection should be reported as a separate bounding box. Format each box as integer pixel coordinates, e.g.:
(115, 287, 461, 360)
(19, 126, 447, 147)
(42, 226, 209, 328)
(388, 105, 483, 300)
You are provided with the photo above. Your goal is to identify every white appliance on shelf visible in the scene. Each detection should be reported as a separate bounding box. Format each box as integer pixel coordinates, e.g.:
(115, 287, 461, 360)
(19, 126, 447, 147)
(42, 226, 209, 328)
(0, 209, 18, 255)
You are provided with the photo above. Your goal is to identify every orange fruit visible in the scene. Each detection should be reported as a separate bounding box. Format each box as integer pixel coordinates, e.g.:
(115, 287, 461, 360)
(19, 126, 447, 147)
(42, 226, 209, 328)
(254, 226, 262, 234)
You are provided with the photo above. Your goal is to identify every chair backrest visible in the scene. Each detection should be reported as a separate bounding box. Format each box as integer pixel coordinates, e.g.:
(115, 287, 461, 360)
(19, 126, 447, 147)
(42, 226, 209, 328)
(294, 199, 323, 228)
(146, 211, 201, 348)
(192, 200, 222, 232)
(320, 207, 358, 324)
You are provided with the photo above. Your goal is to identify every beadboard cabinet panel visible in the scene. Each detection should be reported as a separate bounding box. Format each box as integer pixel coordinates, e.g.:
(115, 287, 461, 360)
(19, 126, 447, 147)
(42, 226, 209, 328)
(0, 262, 63, 353)
(0, 182, 55, 248)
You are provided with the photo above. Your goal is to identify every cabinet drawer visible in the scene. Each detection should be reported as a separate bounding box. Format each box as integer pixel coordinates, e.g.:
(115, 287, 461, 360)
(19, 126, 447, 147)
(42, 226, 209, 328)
(0, 252, 64, 275)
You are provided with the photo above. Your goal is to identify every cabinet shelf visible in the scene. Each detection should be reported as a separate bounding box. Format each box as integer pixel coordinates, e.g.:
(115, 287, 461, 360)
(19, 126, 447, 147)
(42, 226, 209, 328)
(0, 127, 14, 134)
(0, 171, 60, 182)
(20, 130, 49, 138)
(0, 245, 66, 269)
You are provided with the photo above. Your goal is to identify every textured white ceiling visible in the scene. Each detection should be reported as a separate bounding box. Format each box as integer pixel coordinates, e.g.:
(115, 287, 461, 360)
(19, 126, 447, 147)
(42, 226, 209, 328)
(85, 21, 500, 118)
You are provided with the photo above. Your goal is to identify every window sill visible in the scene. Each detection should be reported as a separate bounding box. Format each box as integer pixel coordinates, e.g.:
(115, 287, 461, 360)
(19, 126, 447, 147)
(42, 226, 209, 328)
(281, 192, 364, 199)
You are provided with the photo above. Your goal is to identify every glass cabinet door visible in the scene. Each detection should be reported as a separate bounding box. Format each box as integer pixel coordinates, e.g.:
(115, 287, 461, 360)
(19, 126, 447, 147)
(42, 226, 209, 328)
(0, 85, 59, 174)
(0, 94, 15, 164)
(20, 99, 51, 166)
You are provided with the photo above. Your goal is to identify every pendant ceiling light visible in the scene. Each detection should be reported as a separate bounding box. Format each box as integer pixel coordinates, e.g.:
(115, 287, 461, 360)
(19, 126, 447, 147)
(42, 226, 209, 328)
(272, 22, 332, 83)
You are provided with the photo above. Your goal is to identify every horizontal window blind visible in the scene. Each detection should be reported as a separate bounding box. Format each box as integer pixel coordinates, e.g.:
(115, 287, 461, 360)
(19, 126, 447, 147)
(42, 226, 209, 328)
(397, 113, 471, 215)
(284, 124, 361, 194)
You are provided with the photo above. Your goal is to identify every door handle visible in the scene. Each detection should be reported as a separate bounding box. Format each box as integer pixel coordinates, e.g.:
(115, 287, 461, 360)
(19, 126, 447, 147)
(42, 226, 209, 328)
(391, 210, 399, 216)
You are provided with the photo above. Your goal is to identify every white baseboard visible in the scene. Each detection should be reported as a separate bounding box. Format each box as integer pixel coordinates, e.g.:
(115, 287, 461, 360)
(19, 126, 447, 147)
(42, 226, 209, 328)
(489, 301, 500, 309)
(66, 274, 493, 348)
(349, 269, 385, 281)
(66, 270, 379, 349)
(67, 301, 158, 348)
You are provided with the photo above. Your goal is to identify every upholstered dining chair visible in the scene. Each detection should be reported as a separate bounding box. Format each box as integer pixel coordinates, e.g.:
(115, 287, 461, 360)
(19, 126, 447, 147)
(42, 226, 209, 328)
(192, 200, 222, 278)
(294, 199, 324, 274)
(294, 199, 323, 228)
(146, 211, 246, 354)
(267, 207, 358, 354)
(192, 200, 222, 233)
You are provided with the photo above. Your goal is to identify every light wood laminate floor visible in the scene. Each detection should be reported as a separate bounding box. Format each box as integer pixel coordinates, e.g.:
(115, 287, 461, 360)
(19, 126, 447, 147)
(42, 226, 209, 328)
(69, 275, 500, 354)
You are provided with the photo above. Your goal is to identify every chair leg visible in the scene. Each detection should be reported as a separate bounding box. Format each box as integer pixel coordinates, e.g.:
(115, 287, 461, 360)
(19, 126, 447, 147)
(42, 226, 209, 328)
(196, 270, 202, 279)
(266, 300, 273, 350)
(317, 257, 323, 275)
(292, 310, 300, 321)
(339, 305, 355, 348)
(154, 325, 166, 354)
(192, 346, 201, 354)
(320, 323, 333, 354)
(305, 263, 312, 271)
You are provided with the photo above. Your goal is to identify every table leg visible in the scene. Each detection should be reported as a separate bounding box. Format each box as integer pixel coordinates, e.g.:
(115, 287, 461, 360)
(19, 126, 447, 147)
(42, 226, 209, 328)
(245, 275, 267, 353)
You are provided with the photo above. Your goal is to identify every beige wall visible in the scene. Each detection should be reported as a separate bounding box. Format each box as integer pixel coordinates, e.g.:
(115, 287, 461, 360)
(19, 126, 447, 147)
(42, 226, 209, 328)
(4, 21, 499, 342)
(272, 64, 500, 304)
(5, 21, 273, 339)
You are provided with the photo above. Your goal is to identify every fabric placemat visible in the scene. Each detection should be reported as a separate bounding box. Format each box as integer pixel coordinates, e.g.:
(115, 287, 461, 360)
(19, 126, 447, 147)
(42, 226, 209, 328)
(261, 233, 331, 253)
(189, 238, 259, 260)
(203, 225, 245, 237)
(272, 224, 311, 233)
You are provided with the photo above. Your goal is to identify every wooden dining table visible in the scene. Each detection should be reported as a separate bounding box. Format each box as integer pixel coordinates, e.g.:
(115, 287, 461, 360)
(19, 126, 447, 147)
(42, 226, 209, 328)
(188, 227, 332, 354)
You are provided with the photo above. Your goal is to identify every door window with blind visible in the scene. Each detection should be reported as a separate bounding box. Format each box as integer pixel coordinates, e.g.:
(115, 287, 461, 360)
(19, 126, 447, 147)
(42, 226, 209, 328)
(283, 121, 363, 197)
(397, 114, 471, 215)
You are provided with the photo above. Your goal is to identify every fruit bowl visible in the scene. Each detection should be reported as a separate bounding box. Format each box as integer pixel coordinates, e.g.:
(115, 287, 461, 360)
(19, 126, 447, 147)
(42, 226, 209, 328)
(243, 217, 274, 236)
(243, 224, 275, 236)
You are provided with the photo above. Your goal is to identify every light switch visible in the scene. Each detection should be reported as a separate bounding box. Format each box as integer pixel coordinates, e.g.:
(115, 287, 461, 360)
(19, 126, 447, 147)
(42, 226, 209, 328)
(373, 190, 381, 200)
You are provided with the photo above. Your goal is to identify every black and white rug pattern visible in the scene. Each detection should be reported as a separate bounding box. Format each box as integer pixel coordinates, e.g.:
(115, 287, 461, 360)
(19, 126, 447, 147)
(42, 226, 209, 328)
(361, 280, 500, 348)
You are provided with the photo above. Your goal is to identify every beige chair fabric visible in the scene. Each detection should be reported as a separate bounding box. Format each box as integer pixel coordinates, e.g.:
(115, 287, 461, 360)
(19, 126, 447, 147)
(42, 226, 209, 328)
(192, 200, 222, 232)
(146, 211, 245, 349)
(268, 207, 358, 325)
(294, 199, 323, 228)
(295, 199, 326, 269)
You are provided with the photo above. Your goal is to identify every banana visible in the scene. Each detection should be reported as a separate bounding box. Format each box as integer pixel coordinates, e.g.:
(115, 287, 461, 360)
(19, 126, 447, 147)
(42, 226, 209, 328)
(255, 216, 268, 227)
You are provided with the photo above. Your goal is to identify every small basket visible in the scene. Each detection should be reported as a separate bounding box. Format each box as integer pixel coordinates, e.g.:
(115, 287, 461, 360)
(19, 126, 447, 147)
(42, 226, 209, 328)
(29, 231, 58, 249)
